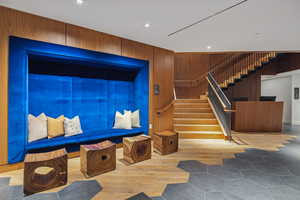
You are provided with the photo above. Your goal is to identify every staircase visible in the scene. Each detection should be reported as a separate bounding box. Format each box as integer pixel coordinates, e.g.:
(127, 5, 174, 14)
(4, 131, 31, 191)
(159, 52, 279, 140)
(173, 98, 225, 139)
(217, 52, 277, 89)
(175, 52, 278, 96)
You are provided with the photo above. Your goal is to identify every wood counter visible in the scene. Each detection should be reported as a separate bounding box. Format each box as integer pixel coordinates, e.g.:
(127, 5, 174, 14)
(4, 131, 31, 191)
(232, 101, 283, 132)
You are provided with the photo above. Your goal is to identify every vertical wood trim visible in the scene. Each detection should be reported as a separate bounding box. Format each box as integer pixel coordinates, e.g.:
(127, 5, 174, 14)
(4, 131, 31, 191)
(0, 7, 10, 165)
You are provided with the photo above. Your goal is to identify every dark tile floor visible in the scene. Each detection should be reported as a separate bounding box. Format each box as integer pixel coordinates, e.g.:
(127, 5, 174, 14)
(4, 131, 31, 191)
(129, 125, 300, 200)
(0, 179, 101, 200)
(1, 125, 300, 200)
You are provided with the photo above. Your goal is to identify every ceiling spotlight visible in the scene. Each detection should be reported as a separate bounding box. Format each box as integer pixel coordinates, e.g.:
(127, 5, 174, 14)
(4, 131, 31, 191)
(76, 0, 84, 5)
(207, 46, 212, 50)
(144, 23, 150, 28)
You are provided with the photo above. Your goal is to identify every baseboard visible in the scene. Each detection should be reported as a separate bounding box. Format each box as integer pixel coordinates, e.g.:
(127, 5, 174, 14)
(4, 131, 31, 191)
(0, 143, 123, 173)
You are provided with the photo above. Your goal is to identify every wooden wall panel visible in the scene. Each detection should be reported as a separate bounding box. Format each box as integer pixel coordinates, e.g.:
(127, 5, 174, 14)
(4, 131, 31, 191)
(9, 9, 66, 45)
(225, 71, 261, 101)
(0, 7, 10, 165)
(0, 6, 175, 165)
(121, 39, 155, 134)
(154, 48, 174, 132)
(175, 53, 209, 80)
(66, 24, 121, 55)
(174, 53, 209, 99)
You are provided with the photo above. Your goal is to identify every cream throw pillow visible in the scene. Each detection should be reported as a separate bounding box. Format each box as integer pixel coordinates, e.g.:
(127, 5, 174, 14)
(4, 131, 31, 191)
(113, 111, 132, 129)
(28, 113, 48, 142)
(47, 115, 65, 138)
(64, 116, 83, 137)
(124, 110, 141, 128)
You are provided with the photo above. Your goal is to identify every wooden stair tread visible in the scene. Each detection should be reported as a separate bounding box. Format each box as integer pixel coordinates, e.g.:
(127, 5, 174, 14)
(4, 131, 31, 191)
(174, 124, 220, 127)
(177, 131, 223, 134)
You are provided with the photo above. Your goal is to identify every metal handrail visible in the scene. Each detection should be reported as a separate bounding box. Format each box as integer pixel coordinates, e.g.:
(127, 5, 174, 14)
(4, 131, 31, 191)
(207, 72, 232, 140)
(207, 72, 231, 109)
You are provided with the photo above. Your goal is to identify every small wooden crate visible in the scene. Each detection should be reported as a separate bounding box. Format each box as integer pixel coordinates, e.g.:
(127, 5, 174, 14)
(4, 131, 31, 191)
(153, 131, 178, 155)
(24, 148, 68, 195)
(80, 140, 116, 178)
(123, 135, 151, 164)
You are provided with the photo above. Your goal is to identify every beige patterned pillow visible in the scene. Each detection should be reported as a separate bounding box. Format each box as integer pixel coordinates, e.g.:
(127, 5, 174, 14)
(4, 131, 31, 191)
(28, 113, 48, 142)
(47, 115, 65, 138)
(113, 111, 132, 129)
(64, 116, 83, 137)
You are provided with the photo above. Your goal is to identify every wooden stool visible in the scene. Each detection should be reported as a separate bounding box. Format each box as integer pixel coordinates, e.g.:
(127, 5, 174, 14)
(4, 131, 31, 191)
(24, 148, 67, 195)
(153, 130, 178, 155)
(123, 135, 151, 164)
(80, 140, 116, 178)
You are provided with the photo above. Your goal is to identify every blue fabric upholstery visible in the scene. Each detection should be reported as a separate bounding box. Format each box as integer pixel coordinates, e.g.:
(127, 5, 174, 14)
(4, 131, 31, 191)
(8, 36, 149, 163)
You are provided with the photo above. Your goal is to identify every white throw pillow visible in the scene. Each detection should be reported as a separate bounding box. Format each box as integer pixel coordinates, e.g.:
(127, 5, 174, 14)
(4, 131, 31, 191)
(28, 113, 48, 142)
(125, 110, 141, 128)
(113, 111, 132, 129)
(64, 116, 83, 137)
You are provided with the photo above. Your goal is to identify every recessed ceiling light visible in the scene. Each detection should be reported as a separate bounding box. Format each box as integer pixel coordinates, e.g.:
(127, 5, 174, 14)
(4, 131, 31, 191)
(144, 23, 150, 28)
(76, 0, 84, 5)
(207, 46, 212, 50)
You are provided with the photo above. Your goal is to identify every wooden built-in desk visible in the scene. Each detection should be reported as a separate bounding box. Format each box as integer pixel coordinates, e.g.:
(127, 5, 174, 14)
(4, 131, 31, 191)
(232, 101, 283, 132)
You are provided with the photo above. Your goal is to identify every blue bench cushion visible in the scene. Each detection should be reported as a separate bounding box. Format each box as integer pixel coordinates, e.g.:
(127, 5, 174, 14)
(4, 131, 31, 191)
(26, 128, 145, 151)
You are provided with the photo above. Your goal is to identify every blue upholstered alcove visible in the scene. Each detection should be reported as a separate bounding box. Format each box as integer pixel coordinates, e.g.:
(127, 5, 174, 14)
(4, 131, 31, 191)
(8, 36, 149, 164)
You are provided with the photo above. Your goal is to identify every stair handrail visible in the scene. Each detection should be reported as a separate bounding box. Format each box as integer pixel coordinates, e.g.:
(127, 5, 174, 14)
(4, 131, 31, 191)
(207, 72, 231, 109)
(156, 87, 177, 115)
(207, 72, 232, 140)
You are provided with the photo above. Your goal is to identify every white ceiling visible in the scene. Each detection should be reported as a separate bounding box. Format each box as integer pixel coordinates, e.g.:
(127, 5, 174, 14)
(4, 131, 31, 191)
(1, 0, 300, 52)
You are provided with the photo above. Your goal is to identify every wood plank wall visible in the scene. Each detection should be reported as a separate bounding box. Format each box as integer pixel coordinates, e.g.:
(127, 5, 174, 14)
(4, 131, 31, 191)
(174, 53, 210, 98)
(175, 53, 209, 80)
(0, 6, 174, 165)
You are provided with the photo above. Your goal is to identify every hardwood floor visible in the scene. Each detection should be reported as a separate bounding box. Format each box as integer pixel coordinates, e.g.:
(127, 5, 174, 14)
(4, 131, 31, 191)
(0, 133, 295, 200)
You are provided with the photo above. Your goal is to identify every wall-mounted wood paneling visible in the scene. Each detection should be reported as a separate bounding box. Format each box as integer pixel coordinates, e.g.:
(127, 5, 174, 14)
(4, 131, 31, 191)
(175, 53, 209, 80)
(66, 24, 121, 55)
(174, 53, 209, 99)
(154, 48, 174, 132)
(0, 6, 175, 165)
(225, 71, 261, 101)
(0, 6, 10, 165)
(121, 39, 155, 134)
(9, 9, 66, 45)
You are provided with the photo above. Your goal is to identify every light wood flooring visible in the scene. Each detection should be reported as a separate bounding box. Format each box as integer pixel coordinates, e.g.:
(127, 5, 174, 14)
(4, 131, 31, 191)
(0, 132, 296, 200)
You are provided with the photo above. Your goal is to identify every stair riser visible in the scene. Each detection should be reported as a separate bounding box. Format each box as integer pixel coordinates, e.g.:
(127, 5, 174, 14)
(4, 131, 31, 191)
(175, 99, 208, 103)
(173, 119, 218, 125)
(174, 108, 212, 113)
(174, 104, 210, 109)
(175, 126, 222, 132)
(173, 113, 215, 118)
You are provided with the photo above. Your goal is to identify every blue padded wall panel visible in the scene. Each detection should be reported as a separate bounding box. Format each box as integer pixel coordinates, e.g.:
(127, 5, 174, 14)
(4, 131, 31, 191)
(107, 80, 135, 128)
(29, 74, 73, 118)
(71, 77, 109, 132)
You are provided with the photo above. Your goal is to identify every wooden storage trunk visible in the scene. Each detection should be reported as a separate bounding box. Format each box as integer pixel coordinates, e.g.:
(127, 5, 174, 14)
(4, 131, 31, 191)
(80, 140, 116, 178)
(123, 135, 151, 164)
(24, 148, 67, 195)
(153, 131, 178, 155)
